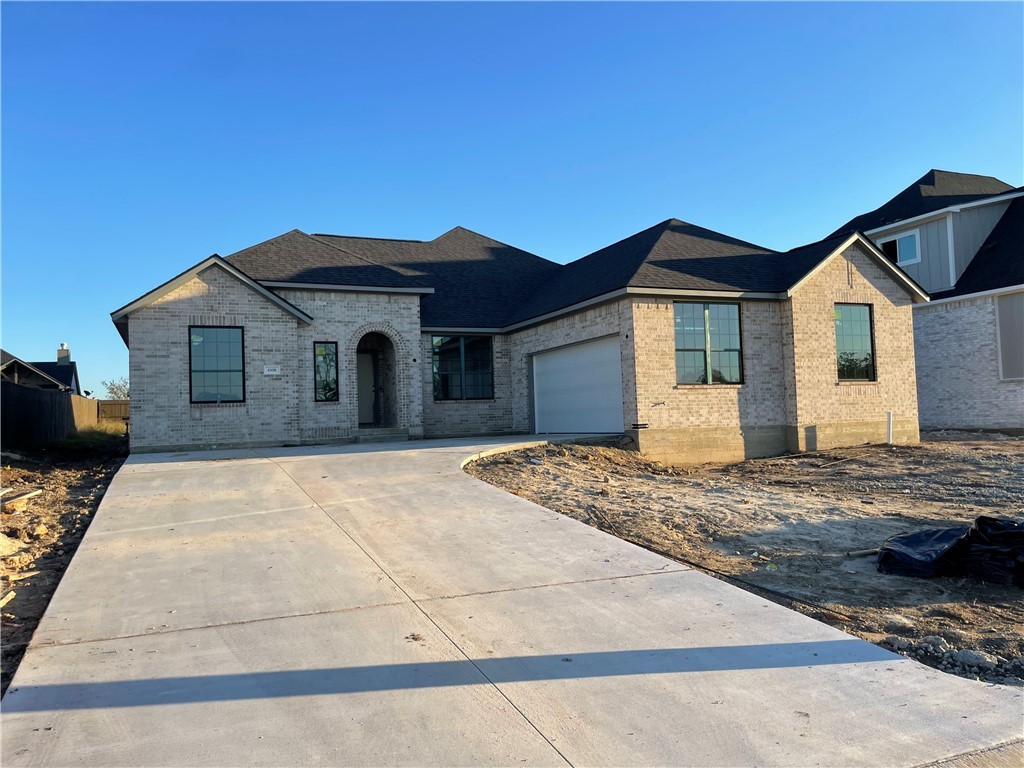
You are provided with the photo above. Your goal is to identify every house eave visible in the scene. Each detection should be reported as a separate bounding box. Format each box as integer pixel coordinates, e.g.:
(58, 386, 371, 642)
(920, 283, 1024, 308)
(261, 281, 435, 295)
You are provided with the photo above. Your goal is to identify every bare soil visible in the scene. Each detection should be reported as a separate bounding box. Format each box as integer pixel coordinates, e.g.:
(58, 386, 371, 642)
(1, 433, 127, 695)
(466, 433, 1024, 685)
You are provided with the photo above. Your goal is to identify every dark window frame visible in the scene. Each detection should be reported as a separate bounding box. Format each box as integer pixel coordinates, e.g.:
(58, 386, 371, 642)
(673, 302, 744, 385)
(188, 325, 246, 404)
(431, 335, 495, 401)
(834, 303, 877, 382)
(313, 341, 339, 402)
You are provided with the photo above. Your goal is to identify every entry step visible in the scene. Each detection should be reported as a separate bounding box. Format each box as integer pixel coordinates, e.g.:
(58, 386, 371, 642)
(355, 428, 410, 444)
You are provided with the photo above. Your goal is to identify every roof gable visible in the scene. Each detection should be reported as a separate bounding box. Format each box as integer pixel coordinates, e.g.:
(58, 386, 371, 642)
(785, 232, 929, 303)
(110, 255, 313, 345)
(831, 170, 1015, 236)
(0, 350, 71, 389)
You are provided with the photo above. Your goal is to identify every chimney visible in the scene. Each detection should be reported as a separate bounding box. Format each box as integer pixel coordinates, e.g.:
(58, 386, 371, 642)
(57, 342, 71, 366)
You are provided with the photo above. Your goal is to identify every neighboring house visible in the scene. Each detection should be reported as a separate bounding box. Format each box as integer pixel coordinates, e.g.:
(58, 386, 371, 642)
(0, 344, 83, 394)
(830, 170, 1024, 433)
(111, 221, 928, 461)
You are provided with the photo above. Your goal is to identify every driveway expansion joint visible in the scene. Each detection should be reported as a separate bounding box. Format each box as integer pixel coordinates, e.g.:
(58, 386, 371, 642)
(29, 600, 411, 649)
(417, 566, 686, 603)
(262, 453, 576, 767)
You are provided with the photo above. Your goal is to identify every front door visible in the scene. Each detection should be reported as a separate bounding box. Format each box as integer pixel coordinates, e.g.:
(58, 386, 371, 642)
(357, 352, 376, 426)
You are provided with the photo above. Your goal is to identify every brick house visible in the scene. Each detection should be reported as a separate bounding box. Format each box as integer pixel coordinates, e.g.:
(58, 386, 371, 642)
(111, 220, 928, 461)
(829, 170, 1023, 433)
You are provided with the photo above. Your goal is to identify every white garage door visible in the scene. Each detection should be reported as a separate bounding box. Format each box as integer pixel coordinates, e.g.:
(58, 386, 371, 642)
(533, 336, 624, 433)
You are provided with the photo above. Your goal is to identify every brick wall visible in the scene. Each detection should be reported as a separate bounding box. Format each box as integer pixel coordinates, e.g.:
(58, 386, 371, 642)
(277, 288, 423, 441)
(129, 266, 304, 451)
(507, 300, 635, 433)
(783, 244, 920, 451)
(914, 296, 1024, 431)
(420, 333, 514, 437)
(127, 267, 423, 451)
(628, 297, 790, 462)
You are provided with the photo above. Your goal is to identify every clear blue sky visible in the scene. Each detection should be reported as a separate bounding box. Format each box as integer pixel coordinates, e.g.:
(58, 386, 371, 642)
(3, 2, 1021, 396)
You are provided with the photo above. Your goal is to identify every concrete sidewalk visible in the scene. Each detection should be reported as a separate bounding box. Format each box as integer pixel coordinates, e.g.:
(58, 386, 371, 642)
(2, 437, 1021, 767)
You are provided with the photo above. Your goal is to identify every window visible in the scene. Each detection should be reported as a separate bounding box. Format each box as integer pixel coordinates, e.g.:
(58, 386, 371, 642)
(432, 336, 494, 400)
(835, 304, 876, 381)
(189, 326, 244, 403)
(877, 230, 920, 266)
(674, 302, 742, 384)
(313, 342, 339, 401)
(997, 292, 1024, 380)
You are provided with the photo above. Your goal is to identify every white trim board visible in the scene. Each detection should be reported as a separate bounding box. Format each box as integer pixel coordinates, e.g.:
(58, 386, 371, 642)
(916, 284, 1024, 309)
(865, 189, 1024, 237)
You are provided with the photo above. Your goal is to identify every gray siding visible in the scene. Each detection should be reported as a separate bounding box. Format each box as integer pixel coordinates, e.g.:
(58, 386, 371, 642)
(875, 218, 950, 294)
(952, 201, 1010, 282)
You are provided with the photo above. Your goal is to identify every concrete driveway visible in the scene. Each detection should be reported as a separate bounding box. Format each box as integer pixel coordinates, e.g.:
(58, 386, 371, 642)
(2, 437, 1021, 767)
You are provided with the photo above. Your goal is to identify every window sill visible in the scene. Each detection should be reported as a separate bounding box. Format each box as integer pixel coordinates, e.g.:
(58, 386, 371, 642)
(836, 381, 878, 386)
(433, 398, 497, 403)
(190, 400, 246, 407)
(673, 383, 744, 390)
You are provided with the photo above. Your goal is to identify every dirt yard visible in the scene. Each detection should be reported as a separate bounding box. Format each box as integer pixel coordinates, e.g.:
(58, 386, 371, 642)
(1, 429, 127, 696)
(466, 433, 1024, 686)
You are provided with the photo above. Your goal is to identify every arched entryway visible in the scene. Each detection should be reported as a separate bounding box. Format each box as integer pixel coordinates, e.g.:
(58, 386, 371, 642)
(355, 332, 398, 428)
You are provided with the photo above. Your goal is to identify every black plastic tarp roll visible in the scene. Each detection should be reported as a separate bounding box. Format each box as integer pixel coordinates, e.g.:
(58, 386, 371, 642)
(877, 516, 1024, 586)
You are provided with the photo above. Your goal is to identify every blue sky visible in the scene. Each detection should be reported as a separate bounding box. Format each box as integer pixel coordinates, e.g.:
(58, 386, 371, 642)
(3, 1, 1021, 396)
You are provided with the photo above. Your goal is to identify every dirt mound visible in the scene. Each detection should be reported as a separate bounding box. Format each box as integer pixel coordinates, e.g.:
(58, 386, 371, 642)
(467, 436, 1024, 686)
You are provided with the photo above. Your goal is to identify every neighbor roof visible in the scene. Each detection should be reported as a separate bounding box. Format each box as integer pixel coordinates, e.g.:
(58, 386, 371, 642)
(0, 350, 72, 390)
(931, 196, 1024, 300)
(830, 170, 1016, 236)
(312, 227, 561, 328)
(30, 361, 79, 390)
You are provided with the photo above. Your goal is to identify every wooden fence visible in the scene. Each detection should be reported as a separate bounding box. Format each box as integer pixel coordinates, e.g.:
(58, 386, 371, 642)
(98, 400, 130, 421)
(0, 383, 127, 447)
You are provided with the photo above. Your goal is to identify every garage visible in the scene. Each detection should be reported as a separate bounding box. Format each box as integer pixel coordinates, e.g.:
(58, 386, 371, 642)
(533, 335, 624, 433)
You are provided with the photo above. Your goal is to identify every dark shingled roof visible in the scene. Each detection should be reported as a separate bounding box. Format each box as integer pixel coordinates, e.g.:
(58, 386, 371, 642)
(226, 230, 429, 290)
(30, 361, 79, 389)
(219, 220, 916, 330)
(505, 221, 875, 325)
(505, 219, 781, 324)
(313, 227, 561, 327)
(931, 197, 1024, 300)
(830, 170, 1015, 236)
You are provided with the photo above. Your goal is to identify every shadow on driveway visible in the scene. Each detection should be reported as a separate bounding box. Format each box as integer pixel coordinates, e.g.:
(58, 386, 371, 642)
(6, 639, 895, 711)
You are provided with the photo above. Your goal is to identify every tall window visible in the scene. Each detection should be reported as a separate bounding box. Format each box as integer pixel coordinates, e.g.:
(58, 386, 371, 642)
(432, 336, 494, 400)
(997, 293, 1024, 380)
(313, 342, 339, 402)
(190, 326, 244, 403)
(674, 302, 742, 384)
(878, 231, 920, 266)
(835, 304, 876, 381)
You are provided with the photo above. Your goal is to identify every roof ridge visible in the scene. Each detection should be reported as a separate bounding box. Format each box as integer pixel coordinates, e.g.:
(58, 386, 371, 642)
(313, 233, 426, 244)
(928, 168, 1011, 182)
(432, 226, 559, 266)
(293, 231, 422, 279)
